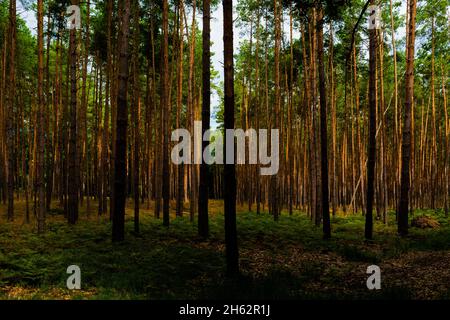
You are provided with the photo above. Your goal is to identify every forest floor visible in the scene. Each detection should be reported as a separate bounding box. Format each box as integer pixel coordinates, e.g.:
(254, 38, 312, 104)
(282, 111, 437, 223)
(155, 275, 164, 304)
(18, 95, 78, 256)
(1, 199, 450, 300)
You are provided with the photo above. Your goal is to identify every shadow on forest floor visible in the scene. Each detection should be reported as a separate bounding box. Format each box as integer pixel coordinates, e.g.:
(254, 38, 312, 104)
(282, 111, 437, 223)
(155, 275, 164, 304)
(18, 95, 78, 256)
(0, 199, 450, 299)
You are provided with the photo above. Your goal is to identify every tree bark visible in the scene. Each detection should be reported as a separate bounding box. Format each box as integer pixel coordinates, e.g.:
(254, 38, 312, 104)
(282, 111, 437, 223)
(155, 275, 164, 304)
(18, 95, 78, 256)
(37, 0, 45, 232)
(112, 0, 132, 242)
(223, 0, 239, 276)
(365, 0, 377, 240)
(68, 0, 80, 225)
(6, 0, 16, 222)
(198, 0, 211, 238)
(161, 0, 170, 227)
(398, 0, 417, 236)
(176, 0, 185, 217)
(317, 6, 330, 239)
(132, 0, 141, 233)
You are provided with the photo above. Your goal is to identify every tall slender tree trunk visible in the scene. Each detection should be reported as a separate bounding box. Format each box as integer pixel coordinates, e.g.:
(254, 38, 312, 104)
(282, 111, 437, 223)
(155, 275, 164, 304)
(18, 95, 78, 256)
(112, 0, 132, 242)
(6, 0, 16, 222)
(45, 14, 54, 212)
(442, 63, 449, 216)
(223, 0, 239, 276)
(389, 0, 400, 212)
(198, 0, 210, 238)
(132, 0, 140, 233)
(176, 0, 185, 217)
(101, 0, 113, 217)
(398, 0, 417, 236)
(271, 0, 281, 221)
(317, 6, 330, 239)
(329, 23, 337, 217)
(187, 0, 197, 221)
(365, 1, 377, 240)
(287, 5, 293, 216)
(254, 5, 261, 215)
(68, 0, 80, 225)
(37, 0, 45, 232)
(161, 0, 170, 227)
(430, 17, 437, 211)
(81, 0, 91, 215)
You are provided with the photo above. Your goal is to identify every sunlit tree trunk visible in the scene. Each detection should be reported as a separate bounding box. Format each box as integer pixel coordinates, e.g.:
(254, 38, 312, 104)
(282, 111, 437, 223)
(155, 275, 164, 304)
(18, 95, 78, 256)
(430, 17, 437, 211)
(389, 0, 400, 211)
(329, 23, 337, 217)
(442, 63, 449, 216)
(271, 0, 281, 221)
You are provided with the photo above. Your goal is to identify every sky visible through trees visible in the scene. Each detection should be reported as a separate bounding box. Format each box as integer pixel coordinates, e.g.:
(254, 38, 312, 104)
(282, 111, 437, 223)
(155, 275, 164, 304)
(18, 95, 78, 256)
(19, 2, 408, 128)
(0, 0, 449, 303)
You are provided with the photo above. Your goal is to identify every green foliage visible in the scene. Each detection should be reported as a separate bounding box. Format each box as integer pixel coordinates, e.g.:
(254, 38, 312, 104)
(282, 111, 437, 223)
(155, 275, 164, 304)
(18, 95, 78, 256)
(1, 206, 450, 299)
